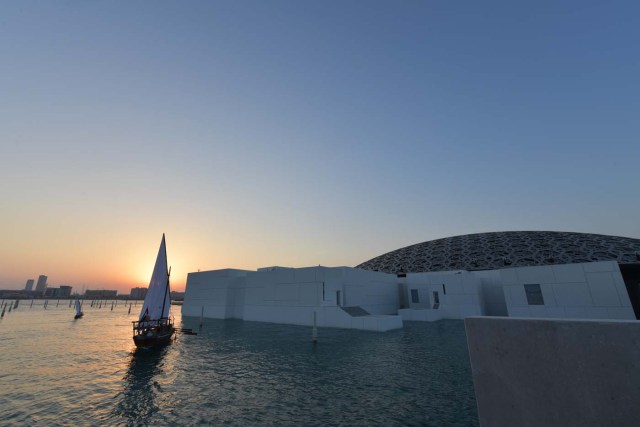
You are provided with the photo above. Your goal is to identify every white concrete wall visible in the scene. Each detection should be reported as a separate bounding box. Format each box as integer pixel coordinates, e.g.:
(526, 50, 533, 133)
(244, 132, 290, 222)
(343, 268, 399, 314)
(183, 261, 635, 328)
(500, 261, 635, 320)
(401, 271, 484, 320)
(474, 269, 508, 316)
(182, 266, 402, 331)
(182, 269, 249, 318)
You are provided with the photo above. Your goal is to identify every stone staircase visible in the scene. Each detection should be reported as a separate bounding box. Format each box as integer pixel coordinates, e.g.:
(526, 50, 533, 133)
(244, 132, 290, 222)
(340, 306, 370, 317)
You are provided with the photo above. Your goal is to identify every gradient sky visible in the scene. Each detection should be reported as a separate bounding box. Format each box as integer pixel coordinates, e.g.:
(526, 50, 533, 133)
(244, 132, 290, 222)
(1, 1, 639, 293)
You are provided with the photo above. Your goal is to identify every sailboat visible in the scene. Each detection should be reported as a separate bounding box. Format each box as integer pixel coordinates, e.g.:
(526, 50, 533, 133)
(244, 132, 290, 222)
(132, 234, 175, 347)
(74, 296, 84, 319)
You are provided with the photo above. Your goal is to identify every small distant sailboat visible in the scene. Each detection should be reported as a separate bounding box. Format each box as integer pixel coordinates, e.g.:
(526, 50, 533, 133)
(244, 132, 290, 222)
(74, 296, 84, 319)
(132, 234, 175, 347)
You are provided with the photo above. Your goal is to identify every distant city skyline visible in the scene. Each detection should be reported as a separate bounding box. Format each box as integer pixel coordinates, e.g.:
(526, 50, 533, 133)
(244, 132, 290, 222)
(1, 1, 639, 294)
(34, 276, 48, 295)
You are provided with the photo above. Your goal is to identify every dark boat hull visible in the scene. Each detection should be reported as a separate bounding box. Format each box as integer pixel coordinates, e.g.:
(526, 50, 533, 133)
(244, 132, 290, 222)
(132, 317, 175, 347)
(74, 313, 83, 319)
(133, 327, 175, 347)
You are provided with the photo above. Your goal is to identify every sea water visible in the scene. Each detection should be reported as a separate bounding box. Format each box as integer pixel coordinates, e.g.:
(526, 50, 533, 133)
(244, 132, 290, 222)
(0, 301, 479, 426)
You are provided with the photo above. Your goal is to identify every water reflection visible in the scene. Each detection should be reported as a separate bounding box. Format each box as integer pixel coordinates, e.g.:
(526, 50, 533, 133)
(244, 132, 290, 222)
(114, 346, 169, 425)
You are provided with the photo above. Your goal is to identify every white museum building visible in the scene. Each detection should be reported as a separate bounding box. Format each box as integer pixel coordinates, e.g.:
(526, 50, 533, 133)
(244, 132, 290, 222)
(182, 232, 640, 331)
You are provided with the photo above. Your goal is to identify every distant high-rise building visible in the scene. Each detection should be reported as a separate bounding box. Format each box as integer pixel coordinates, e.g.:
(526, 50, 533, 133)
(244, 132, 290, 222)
(58, 286, 72, 298)
(35, 275, 48, 295)
(25, 279, 34, 292)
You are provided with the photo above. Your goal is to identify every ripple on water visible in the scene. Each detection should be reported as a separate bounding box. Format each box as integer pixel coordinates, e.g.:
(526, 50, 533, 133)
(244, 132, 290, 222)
(0, 305, 478, 426)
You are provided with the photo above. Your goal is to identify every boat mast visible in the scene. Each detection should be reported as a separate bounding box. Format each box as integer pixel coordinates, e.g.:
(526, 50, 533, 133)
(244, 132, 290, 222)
(160, 234, 171, 320)
(161, 265, 171, 319)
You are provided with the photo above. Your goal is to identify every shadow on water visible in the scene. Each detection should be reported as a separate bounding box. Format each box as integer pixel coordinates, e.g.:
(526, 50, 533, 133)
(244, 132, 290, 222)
(113, 346, 169, 426)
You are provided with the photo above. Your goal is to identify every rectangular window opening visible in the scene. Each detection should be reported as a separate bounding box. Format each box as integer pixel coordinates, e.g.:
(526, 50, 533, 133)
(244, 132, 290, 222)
(410, 289, 420, 304)
(524, 284, 544, 305)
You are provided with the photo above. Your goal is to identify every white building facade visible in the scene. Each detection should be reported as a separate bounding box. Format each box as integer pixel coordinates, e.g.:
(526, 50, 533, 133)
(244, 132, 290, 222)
(182, 266, 403, 331)
(182, 260, 636, 332)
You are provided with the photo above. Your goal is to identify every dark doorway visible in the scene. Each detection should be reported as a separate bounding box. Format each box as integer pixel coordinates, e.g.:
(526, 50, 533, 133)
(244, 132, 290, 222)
(619, 263, 640, 320)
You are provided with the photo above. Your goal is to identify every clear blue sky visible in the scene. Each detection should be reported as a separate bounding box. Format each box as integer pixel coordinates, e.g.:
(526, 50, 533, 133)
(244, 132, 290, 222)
(1, 1, 639, 290)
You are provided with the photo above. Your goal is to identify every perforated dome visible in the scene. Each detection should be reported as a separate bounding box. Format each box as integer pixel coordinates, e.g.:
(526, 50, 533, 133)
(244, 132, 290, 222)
(356, 231, 640, 274)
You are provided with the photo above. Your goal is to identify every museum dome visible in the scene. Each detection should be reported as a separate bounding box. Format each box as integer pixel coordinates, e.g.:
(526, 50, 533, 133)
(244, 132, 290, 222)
(356, 231, 640, 274)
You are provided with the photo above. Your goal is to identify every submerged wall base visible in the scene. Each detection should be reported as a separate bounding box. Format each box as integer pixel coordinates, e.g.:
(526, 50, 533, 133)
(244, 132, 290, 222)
(183, 304, 403, 332)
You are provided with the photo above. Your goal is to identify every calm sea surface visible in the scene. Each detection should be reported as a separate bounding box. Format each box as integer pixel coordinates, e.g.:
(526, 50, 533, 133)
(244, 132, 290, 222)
(0, 300, 479, 426)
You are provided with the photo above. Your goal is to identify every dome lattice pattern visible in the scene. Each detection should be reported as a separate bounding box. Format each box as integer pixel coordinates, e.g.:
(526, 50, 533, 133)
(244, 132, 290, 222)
(356, 231, 640, 274)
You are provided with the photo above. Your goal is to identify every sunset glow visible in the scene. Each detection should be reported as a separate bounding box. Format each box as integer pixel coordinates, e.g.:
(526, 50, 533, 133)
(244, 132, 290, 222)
(1, 1, 639, 295)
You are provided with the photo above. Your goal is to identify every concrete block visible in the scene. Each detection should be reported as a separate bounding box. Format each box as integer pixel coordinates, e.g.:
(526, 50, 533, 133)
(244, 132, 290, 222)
(508, 307, 531, 317)
(299, 282, 319, 306)
(551, 263, 585, 283)
(258, 270, 277, 284)
(459, 305, 482, 318)
(552, 283, 593, 307)
(448, 294, 474, 306)
(275, 268, 295, 284)
(324, 267, 344, 281)
(507, 285, 528, 306)
(294, 267, 317, 283)
(361, 315, 399, 332)
(444, 279, 464, 295)
(440, 305, 459, 319)
(583, 307, 609, 319)
(586, 272, 621, 307)
(465, 317, 640, 427)
(348, 317, 363, 329)
(540, 284, 557, 307)
(563, 307, 592, 319)
(462, 276, 480, 294)
(606, 307, 636, 320)
(471, 294, 480, 306)
(516, 266, 555, 285)
(544, 307, 566, 318)
(499, 268, 518, 285)
(583, 260, 616, 273)
(398, 308, 415, 321)
(361, 316, 378, 331)
(527, 306, 549, 318)
(398, 308, 443, 322)
(377, 315, 403, 331)
(611, 273, 632, 307)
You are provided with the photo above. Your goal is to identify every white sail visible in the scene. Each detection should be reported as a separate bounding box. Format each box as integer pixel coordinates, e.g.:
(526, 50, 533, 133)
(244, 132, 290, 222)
(75, 296, 82, 316)
(139, 234, 171, 322)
